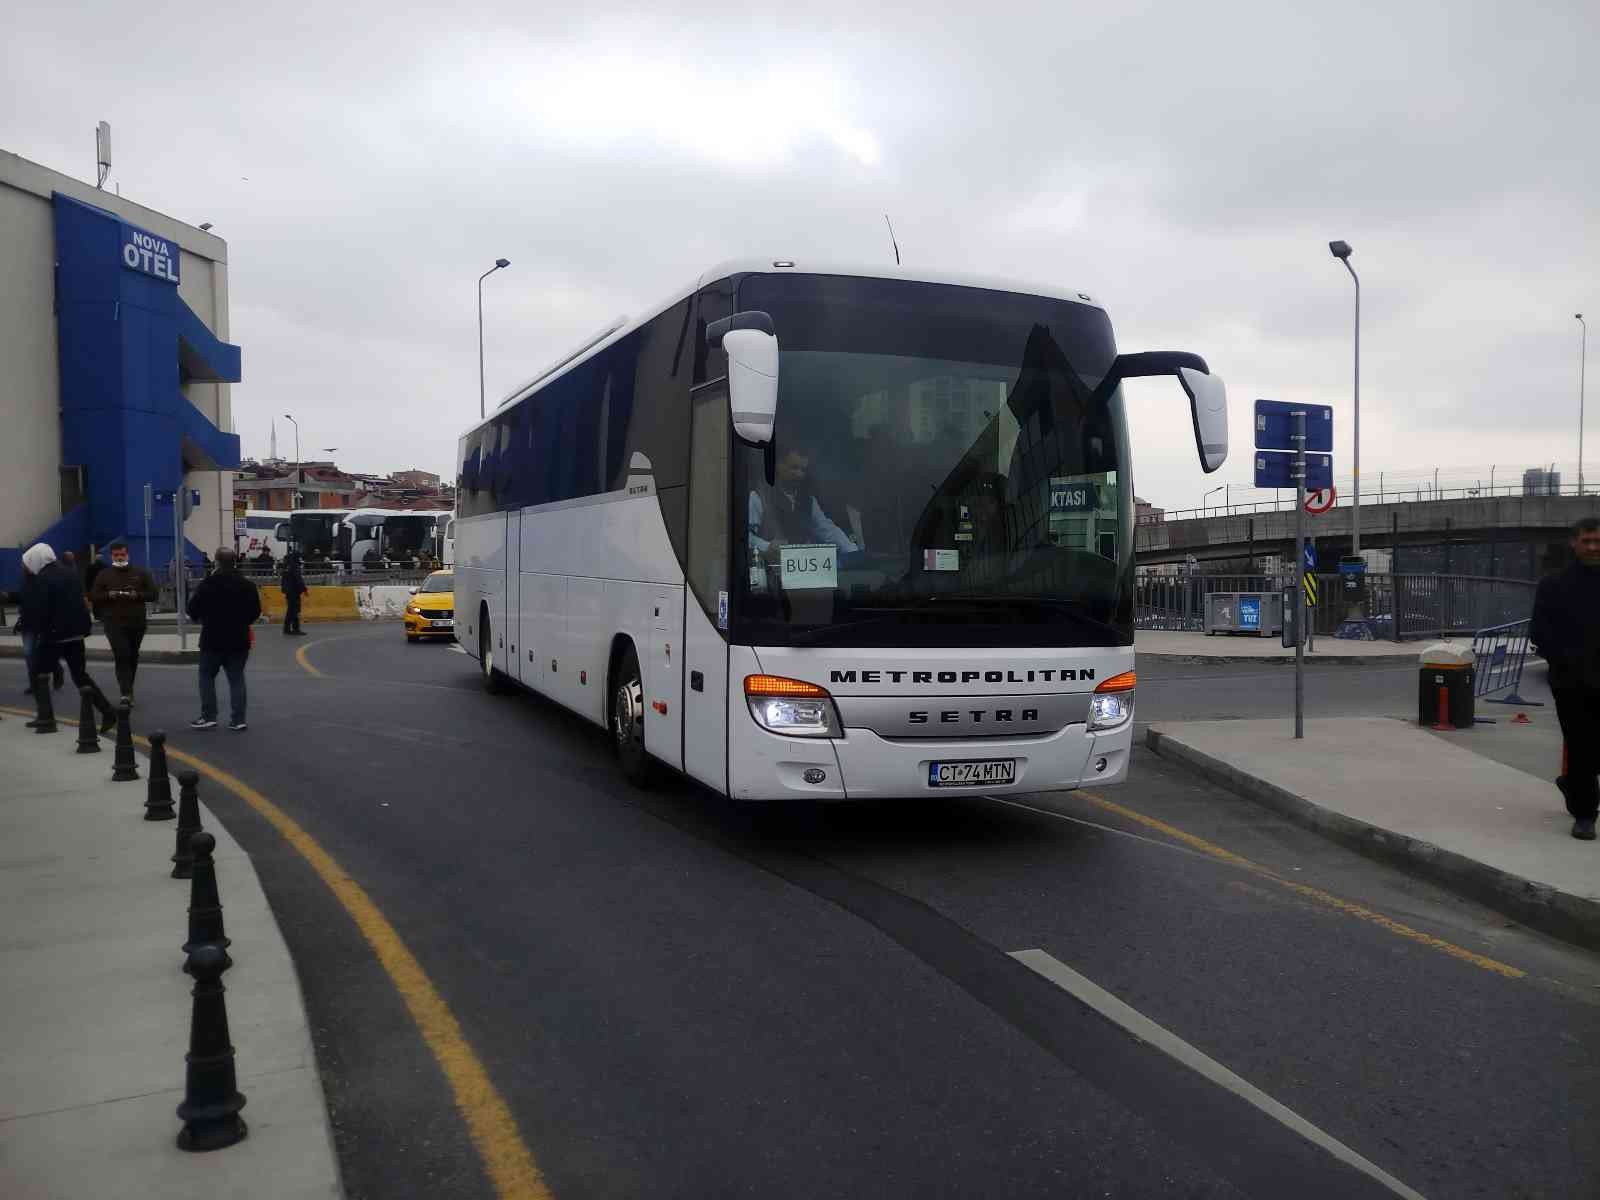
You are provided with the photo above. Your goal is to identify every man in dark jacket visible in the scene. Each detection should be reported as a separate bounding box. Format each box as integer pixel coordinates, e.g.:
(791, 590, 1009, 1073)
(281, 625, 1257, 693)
(282, 552, 308, 635)
(18, 543, 117, 734)
(90, 540, 159, 705)
(186, 548, 262, 731)
(1530, 516, 1600, 840)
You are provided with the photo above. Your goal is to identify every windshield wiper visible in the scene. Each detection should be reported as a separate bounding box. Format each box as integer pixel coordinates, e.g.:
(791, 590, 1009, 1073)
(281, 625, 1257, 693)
(777, 595, 1123, 646)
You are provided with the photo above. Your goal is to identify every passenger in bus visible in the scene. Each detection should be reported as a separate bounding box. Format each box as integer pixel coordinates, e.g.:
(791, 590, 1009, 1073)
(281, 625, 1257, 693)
(748, 444, 858, 561)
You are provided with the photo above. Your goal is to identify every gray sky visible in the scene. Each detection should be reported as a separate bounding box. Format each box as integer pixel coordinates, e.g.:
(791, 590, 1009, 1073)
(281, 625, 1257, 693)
(6, 1, 1596, 510)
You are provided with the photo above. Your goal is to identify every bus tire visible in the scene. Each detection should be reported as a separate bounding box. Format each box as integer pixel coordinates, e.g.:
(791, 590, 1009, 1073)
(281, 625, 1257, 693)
(611, 644, 656, 787)
(480, 617, 510, 694)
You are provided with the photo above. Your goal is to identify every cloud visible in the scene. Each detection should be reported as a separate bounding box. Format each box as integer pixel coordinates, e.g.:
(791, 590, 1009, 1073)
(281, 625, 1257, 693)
(2, 0, 1596, 501)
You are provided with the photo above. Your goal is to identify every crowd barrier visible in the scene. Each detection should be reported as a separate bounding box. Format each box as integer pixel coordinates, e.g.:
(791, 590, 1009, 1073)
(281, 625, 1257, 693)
(1470, 618, 1542, 706)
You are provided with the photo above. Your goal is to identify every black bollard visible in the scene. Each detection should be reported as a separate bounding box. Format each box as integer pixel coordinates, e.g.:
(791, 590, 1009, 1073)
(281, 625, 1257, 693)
(182, 831, 232, 972)
(171, 771, 204, 879)
(111, 699, 139, 782)
(144, 732, 176, 821)
(75, 686, 101, 754)
(175, 944, 248, 1152)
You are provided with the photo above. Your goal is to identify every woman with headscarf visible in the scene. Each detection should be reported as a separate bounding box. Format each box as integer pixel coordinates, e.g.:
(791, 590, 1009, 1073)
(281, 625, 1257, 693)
(18, 544, 116, 734)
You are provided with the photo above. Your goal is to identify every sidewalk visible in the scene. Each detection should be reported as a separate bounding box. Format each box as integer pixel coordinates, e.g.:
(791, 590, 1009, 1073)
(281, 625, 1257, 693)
(1135, 630, 1448, 664)
(0, 715, 343, 1198)
(1145, 705, 1600, 951)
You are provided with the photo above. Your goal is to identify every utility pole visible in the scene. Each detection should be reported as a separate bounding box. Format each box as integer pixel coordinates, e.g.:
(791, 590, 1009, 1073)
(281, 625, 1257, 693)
(1294, 410, 1306, 740)
(1579, 314, 1588, 495)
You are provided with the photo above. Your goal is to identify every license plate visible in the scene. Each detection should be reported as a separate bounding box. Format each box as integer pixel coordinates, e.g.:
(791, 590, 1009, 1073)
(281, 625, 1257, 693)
(928, 759, 1017, 788)
(430, 619, 453, 628)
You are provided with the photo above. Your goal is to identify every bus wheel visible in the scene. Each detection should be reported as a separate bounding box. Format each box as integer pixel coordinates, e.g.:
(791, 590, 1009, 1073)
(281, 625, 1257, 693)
(611, 645, 656, 787)
(480, 620, 509, 694)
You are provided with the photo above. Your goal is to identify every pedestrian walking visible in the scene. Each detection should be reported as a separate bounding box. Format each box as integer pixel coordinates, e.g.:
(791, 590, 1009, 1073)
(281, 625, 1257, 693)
(18, 543, 116, 733)
(185, 547, 261, 731)
(1531, 516, 1600, 841)
(90, 539, 158, 706)
(12, 555, 65, 696)
(282, 551, 308, 635)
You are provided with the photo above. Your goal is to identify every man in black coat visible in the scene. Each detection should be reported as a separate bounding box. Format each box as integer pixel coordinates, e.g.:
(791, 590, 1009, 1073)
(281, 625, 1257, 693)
(281, 551, 308, 635)
(186, 548, 262, 731)
(1531, 516, 1600, 840)
(17, 543, 116, 734)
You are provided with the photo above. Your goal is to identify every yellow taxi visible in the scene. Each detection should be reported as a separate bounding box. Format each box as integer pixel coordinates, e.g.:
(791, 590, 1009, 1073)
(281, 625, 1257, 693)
(403, 570, 455, 642)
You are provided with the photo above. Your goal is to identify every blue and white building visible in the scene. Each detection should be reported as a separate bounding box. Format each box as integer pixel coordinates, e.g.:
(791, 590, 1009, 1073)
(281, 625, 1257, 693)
(0, 147, 242, 589)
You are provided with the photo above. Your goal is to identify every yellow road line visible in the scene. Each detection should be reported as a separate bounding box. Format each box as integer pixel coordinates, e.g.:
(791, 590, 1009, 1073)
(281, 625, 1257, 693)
(0, 703, 552, 1198)
(294, 641, 324, 678)
(164, 747, 553, 1198)
(1078, 790, 1526, 980)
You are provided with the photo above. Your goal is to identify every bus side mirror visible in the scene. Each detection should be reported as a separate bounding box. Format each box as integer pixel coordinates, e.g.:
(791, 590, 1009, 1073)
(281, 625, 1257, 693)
(274, 523, 290, 543)
(1177, 368, 1228, 474)
(1098, 351, 1228, 474)
(708, 311, 780, 445)
(723, 328, 779, 445)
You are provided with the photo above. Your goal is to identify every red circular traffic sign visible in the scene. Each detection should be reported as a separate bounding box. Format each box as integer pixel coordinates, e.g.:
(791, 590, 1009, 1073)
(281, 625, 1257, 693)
(1304, 487, 1337, 514)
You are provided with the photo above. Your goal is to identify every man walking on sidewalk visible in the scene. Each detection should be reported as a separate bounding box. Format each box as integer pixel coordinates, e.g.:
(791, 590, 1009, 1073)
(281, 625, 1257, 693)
(90, 540, 158, 706)
(17, 544, 116, 734)
(1531, 516, 1600, 840)
(185, 548, 261, 732)
(282, 551, 308, 635)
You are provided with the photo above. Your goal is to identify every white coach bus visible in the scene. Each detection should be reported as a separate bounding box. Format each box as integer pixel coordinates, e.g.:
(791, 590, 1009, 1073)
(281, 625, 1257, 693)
(454, 262, 1227, 800)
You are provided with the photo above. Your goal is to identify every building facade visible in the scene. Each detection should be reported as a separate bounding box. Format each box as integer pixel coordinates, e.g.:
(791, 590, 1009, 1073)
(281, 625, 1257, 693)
(1, 148, 241, 587)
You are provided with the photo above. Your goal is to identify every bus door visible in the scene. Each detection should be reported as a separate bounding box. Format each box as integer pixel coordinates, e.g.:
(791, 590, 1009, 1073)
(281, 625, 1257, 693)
(681, 376, 732, 793)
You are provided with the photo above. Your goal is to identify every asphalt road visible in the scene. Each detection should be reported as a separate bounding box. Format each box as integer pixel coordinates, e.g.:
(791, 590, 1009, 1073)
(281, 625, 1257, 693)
(15, 625, 1598, 1199)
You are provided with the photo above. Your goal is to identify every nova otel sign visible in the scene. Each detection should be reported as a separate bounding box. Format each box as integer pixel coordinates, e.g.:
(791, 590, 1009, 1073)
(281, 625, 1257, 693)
(120, 221, 180, 284)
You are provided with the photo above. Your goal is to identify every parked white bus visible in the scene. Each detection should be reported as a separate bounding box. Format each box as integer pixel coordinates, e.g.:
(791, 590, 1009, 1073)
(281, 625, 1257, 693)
(275, 509, 451, 568)
(454, 261, 1227, 800)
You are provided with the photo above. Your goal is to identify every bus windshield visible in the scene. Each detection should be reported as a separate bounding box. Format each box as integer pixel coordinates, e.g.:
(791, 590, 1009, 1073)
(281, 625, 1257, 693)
(732, 274, 1131, 648)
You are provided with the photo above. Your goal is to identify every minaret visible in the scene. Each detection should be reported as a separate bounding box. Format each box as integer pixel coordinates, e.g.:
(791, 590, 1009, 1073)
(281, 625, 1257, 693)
(270, 418, 277, 461)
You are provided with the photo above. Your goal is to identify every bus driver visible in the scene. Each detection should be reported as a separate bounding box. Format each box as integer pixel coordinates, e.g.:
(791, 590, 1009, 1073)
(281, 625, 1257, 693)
(748, 444, 859, 565)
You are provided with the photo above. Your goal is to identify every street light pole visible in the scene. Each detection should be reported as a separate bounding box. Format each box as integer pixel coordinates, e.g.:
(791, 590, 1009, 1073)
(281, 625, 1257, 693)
(283, 413, 300, 509)
(1578, 314, 1588, 495)
(1202, 485, 1224, 515)
(1329, 241, 1360, 558)
(478, 258, 511, 420)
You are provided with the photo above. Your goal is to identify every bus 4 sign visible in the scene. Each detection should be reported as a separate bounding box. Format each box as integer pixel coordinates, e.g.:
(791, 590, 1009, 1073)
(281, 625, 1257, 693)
(780, 544, 837, 590)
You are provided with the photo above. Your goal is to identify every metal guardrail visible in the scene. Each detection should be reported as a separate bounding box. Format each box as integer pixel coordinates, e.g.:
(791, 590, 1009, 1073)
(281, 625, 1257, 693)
(1135, 572, 1536, 642)
(1470, 619, 1543, 705)
(1141, 481, 1596, 524)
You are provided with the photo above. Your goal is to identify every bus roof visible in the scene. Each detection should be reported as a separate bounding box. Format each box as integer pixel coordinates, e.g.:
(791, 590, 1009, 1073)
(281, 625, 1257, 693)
(470, 260, 1103, 436)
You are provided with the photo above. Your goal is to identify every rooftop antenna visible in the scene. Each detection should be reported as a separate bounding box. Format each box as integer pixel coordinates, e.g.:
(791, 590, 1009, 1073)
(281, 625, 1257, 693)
(883, 214, 900, 266)
(95, 121, 111, 190)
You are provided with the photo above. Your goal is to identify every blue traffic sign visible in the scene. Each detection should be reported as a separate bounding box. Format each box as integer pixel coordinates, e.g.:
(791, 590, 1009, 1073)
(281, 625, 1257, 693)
(1253, 451, 1333, 489)
(1254, 399, 1333, 453)
(1304, 543, 1318, 570)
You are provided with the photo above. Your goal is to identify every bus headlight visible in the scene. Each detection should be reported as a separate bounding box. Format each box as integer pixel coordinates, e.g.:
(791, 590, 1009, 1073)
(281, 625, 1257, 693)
(1089, 670, 1135, 730)
(745, 675, 841, 738)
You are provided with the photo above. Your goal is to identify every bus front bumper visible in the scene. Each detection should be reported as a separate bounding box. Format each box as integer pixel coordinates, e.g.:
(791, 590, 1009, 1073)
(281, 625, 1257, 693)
(727, 718, 1132, 802)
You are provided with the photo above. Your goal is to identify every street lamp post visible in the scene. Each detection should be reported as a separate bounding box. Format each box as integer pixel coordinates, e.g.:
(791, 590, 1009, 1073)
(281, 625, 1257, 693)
(1578, 314, 1588, 495)
(478, 258, 511, 420)
(1329, 241, 1360, 559)
(283, 413, 300, 509)
(1202, 485, 1224, 515)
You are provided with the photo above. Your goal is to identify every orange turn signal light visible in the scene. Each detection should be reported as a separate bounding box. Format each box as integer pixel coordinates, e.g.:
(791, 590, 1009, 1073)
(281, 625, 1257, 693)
(744, 674, 829, 698)
(1095, 670, 1136, 694)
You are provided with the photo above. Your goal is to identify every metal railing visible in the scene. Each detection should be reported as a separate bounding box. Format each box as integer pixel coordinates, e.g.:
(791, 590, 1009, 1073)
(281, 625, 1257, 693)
(1141, 481, 1595, 525)
(1470, 619, 1542, 705)
(1135, 572, 1536, 642)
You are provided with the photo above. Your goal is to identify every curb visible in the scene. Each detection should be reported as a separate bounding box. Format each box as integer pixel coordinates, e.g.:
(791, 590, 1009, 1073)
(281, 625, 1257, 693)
(1138, 651, 1419, 666)
(0, 643, 200, 664)
(1144, 726, 1600, 954)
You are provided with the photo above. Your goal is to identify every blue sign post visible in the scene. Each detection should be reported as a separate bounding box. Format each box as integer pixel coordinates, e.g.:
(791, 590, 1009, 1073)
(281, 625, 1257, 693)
(1253, 400, 1337, 740)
